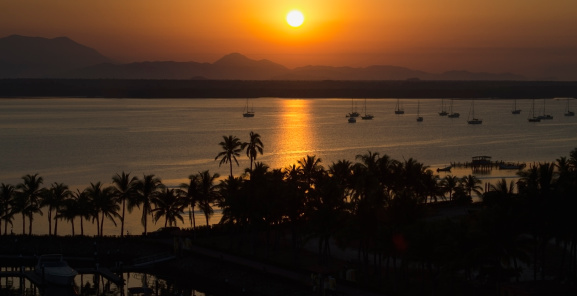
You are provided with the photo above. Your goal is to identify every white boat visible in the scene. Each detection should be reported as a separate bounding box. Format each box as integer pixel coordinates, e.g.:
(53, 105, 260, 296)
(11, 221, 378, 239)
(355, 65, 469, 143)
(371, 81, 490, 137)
(35, 254, 78, 285)
(242, 98, 255, 117)
(394, 98, 404, 114)
(467, 100, 482, 124)
(361, 98, 374, 120)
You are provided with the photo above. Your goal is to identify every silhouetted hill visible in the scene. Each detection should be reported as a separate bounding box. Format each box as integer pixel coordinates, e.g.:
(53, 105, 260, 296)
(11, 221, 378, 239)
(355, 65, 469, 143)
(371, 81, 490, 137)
(0, 35, 113, 78)
(211, 53, 290, 79)
(0, 35, 531, 80)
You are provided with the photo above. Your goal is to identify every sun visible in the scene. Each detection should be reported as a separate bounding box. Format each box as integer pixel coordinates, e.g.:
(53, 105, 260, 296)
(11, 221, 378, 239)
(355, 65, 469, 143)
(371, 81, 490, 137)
(286, 10, 305, 27)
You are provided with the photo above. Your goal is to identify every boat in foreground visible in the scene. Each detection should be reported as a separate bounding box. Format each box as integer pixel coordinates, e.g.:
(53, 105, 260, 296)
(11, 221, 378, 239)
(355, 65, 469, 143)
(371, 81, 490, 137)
(35, 254, 78, 286)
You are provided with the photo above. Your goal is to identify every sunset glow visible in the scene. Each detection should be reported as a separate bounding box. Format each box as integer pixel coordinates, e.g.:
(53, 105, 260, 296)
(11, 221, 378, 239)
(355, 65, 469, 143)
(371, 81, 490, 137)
(1, 0, 576, 78)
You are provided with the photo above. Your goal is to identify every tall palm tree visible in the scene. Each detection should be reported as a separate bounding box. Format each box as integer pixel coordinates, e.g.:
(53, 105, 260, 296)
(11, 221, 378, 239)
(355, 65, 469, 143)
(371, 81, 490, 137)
(57, 196, 79, 236)
(42, 182, 71, 236)
(0, 183, 16, 235)
(180, 175, 199, 229)
(195, 170, 220, 226)
(15, 173, 44, 235)
(112, 171, 138, 237)
(85, 182, 119, 237)
(73, 189, 92, 236)
(151, 188, 186, 227)
(242, 131, 264, 172)
(134, 174, 164, 235)
(215, 135, 243, 178)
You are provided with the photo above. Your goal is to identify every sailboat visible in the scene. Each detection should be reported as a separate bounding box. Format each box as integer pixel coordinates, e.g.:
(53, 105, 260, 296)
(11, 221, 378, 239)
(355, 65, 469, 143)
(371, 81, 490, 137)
(528, 99, 541, 122)
(565, 99, 575, 116)
(394, 98, 404, 114)
(511, 99, 521, 114)
(242, 98, 255, 117)
(416, 100, 423, 122)
(447, 99, 460, 118)
(361, 98, 374, 120)
(438, 98, 448, 116)
(467, 100, 482, 124)
(537, 98, 553, 120)
(346, 98, 360, 118)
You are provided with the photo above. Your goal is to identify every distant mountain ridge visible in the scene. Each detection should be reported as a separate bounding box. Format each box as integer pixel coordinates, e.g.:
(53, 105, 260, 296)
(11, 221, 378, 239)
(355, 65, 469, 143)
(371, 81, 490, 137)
(0, 35, 526, 80)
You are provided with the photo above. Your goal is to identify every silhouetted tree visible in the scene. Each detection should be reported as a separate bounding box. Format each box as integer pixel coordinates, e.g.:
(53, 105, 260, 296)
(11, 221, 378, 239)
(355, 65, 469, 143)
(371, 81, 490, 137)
(215, 135, 243, 178)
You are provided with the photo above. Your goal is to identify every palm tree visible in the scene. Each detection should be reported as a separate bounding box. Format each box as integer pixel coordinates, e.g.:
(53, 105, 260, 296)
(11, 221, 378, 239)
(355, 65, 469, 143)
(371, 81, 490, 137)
(15, 173, 44, 235)
(85, 182, 119, 237)
(242, 131, 264, 172)
(73, 189, 92, 236)
(460, 174, 483, 199)
(151, 188, 186, 227)
(195, 170, 220, 226)
(0, 183, 16, 235)
(42, 182, 71, 236)
(180, 175, 199, 230)
(134, 174, 164, 235)
(112, 171, 138, 237)
(215, 135, 243, 178)
(57, 196, 79, 236)
(441, 175, 460, 201)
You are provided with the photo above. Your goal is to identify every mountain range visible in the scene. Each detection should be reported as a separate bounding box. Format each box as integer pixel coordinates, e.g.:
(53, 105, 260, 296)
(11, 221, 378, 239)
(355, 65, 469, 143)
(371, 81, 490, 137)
(0, 35, 528, 80)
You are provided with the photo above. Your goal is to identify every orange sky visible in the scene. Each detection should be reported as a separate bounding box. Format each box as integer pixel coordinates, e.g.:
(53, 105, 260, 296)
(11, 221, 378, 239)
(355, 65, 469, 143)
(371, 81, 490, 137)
(1, 0, 576, 78)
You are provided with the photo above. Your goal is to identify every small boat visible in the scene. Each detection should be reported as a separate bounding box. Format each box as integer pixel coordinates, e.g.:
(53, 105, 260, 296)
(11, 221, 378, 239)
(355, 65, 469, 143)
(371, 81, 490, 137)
(361, 98, 374, 120)
(437, 166, 452, 172)
(35, 254, 78, 286)
(394, 98, 404, 114)
(467, 100, 482, 124)
(447, 99, 460, 118)
(346, 98, 360, 118)
(348, 117, 356, 123)
(242, 98, 255, 117)
(528, 99, 541, 122)
(439, 98, 448, 116)
(416, 100, 423, 122)
(565, 99, 575, 116)
(511, 99, 521, 114)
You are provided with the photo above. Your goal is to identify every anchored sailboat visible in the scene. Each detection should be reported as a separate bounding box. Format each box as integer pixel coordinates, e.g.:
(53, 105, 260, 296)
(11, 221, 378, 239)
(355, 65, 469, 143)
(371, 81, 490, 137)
(416, 100, 423, 122)
(448, 99, 460, 118)
(394, 98, 404, 114)
(439, 98, 448, 116)
(511, 99, 521, 114)
(242, 98, 255, 117)
(467, 100, 482, 124)
(346, 98, 360, 118)
(565, 99, 575, 116)
(361, 98, 374, 120)
(528, 99, 541, 122)
(537, 98, 553, 120)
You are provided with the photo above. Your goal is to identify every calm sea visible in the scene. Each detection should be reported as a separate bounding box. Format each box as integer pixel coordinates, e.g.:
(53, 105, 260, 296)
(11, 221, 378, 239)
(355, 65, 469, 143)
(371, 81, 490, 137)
(1, 97, 576, 235)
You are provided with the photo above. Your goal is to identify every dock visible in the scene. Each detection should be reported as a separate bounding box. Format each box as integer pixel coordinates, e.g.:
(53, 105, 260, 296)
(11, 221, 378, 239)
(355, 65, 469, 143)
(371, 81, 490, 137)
(1, 267, 124, 287)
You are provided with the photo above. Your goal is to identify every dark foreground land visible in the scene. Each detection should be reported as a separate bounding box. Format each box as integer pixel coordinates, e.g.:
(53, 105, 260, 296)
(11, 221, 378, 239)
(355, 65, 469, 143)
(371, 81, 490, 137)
(2, 79, 577, 98)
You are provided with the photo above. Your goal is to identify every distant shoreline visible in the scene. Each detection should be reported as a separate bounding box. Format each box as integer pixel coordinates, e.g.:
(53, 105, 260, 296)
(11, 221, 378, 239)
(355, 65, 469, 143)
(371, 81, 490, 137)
(2, 79, 577, 99)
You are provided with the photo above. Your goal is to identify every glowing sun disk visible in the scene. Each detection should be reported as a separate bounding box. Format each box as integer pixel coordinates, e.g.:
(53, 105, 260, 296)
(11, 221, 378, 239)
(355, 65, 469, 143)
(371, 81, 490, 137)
(286, 10, 304, 27)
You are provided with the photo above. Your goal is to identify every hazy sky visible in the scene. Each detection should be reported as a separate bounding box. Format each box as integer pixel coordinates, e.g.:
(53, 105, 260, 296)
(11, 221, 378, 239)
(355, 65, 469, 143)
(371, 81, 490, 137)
(2, 0, 576, 78)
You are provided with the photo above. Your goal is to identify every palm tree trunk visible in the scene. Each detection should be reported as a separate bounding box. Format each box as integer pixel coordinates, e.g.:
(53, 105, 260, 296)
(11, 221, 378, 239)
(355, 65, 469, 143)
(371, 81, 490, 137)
(22, 213, 25, 235)
(80, 217, 84, 236)
(54, 216, 58, 236)
(121, 200, 126, 237)
(28, 215, 32, 235)
(71, 218, 75, 236)
(100, 212, 105, 237)
(229, 161, 233, 178)
(48, 210, 52, 236)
